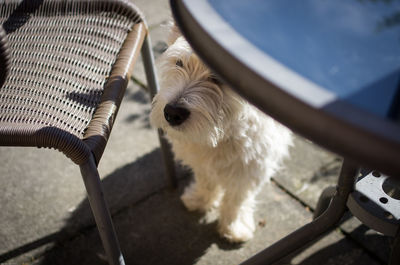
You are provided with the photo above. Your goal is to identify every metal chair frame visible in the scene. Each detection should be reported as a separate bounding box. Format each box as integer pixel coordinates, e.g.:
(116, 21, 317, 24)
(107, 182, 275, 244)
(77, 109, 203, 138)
(0, 1, 175, 265)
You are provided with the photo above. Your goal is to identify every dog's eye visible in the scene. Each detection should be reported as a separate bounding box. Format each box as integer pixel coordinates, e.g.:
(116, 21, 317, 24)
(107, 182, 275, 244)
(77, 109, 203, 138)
(176, 59, 184, 67)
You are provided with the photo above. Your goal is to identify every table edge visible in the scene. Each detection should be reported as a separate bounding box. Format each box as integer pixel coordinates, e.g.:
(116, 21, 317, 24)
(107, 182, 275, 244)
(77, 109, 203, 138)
(170, 0, 400, 176)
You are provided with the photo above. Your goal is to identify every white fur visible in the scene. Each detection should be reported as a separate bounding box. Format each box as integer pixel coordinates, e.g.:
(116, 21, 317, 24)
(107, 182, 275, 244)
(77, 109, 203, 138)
(150, 28, 292, 243)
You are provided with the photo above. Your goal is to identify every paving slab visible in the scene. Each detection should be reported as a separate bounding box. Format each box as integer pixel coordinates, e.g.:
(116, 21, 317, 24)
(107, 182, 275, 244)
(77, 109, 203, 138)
(30, 180, 379, 265)
(274, 136, 392, 264)
(131, 23, 171, 88)
(134, 0, 171, 29)
(274, 137, 342, 209)
(130, 0, 172, 87)
(2, 125, 382, 265)
(340, 216, 393, 263)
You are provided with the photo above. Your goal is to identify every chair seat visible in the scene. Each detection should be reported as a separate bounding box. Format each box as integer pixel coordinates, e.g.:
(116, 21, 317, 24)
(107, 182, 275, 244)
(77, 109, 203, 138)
(0, 0, 146, 164)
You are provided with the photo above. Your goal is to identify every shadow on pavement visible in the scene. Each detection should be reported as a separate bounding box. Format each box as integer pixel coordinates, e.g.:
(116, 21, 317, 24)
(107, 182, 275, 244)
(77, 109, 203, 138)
(2, 148, 390, 264)
(293, 236, 385, 265)
(36, 148, 239, 265)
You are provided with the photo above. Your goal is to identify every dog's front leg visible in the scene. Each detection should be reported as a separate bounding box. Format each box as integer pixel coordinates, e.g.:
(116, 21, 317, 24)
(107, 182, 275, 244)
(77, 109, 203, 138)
(218, 182, 258, 243)
(181, 169, 221, 213)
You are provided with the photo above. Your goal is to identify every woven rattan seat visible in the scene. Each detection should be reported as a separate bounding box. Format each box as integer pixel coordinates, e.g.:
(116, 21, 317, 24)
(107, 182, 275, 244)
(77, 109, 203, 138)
(0, 0, 143, 164)
(0, 1, 175, 264)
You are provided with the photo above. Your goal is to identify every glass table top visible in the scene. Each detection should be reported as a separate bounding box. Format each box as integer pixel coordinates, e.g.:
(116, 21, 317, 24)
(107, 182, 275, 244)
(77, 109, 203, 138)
(209, 0, 400, 118)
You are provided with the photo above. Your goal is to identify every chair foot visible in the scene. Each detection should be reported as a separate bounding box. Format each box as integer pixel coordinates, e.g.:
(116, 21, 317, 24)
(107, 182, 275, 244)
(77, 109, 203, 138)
(141, 35, 159, 99)
(80, 155, 125, 265)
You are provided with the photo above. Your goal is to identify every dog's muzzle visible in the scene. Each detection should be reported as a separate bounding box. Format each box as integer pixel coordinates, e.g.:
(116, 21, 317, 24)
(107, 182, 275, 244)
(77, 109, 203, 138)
(164, 103, 190, 126)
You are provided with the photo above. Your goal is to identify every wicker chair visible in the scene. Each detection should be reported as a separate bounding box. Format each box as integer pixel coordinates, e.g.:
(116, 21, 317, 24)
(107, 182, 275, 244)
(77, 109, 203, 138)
(0, 1, 175, 265)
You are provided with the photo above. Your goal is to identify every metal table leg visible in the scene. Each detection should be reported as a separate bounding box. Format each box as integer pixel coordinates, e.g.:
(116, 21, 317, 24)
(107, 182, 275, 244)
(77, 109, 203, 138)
(240, 159, 358, 265)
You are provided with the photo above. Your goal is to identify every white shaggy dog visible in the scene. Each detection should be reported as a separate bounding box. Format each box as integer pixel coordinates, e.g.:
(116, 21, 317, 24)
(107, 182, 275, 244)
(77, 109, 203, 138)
(150, 26, 292, 243)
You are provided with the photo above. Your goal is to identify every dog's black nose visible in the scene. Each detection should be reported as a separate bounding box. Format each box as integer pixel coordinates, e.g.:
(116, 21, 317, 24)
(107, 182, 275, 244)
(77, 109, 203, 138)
(164, 104, 190, 126)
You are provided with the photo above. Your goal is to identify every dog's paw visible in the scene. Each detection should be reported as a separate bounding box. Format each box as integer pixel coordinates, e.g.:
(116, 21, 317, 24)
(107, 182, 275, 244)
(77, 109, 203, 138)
(181, 182, 221, 212)
(181, 192, 203, 211)
(180, 186, 208, 212)
(219, 217, 255, 243)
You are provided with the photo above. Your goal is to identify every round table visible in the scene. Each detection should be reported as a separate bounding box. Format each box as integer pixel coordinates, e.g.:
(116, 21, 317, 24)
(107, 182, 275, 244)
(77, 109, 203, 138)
(170, 0, 400, 177)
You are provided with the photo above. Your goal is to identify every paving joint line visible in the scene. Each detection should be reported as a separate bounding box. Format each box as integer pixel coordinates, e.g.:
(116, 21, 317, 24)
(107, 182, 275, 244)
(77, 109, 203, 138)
(270, 178, 386, 264)
(2, 180, 181, 265)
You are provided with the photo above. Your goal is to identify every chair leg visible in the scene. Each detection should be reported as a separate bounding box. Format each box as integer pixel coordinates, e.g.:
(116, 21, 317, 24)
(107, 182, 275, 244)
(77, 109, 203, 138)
(240, 159, 358, 265)
(80, 155, 125, 265)
(140, 35, 160, 99)
(141, 34, 177, 189)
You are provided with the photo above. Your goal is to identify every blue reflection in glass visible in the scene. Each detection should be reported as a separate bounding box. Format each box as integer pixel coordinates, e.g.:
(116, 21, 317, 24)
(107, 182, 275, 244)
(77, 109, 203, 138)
(209, 0, 400, 118)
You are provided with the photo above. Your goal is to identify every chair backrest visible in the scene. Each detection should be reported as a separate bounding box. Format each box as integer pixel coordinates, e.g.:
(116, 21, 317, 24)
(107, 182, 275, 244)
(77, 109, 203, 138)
(0, 0, 146, 164)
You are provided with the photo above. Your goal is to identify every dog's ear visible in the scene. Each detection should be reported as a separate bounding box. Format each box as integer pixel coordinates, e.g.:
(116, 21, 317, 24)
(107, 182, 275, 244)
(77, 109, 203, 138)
(166, 20, 181, 46)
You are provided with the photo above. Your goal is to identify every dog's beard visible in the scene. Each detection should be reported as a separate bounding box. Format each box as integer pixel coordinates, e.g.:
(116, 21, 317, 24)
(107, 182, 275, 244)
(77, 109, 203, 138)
(150, 83, 226, 147)
(150, 36, 247, 147)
